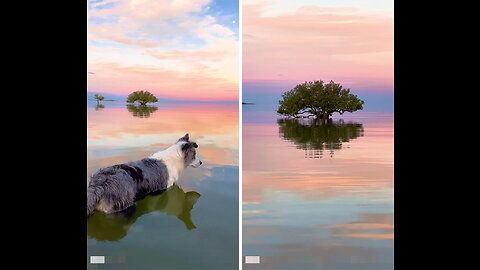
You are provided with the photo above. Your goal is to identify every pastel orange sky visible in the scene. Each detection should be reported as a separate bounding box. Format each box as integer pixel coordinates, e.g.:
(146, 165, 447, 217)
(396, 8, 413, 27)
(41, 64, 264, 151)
(243, 0, 393, 93)
(87, 0, 239, 101)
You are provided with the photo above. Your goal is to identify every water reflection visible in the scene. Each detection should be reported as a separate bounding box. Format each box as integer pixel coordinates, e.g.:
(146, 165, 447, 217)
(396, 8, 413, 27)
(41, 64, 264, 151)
(243, 112, 393, 269)
(277, 118, 364, 158)
(94, 104, 104, 110)
(126, 104, 158, 118)
(87, 184, 200, 241)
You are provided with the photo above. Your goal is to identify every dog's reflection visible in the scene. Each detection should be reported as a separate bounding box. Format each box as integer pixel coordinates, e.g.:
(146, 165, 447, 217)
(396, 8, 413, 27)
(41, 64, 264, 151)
(87, 184, 200, 241)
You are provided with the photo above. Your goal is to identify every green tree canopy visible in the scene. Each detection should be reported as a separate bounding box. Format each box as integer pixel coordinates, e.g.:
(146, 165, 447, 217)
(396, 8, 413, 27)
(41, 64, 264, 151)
(126, 90, 158, 106)
(93, 94, 104, 104)
(277, 80, 364, 120)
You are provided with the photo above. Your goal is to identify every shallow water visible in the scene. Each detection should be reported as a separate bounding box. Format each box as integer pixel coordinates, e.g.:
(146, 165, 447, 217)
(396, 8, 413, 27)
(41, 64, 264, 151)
(242, 108, 393, 269)
(87, 101, 239, 270)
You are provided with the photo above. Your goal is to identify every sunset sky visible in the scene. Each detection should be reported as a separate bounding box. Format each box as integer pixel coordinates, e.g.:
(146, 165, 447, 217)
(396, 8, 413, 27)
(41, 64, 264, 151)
(87, 0, 239, 101)
(87, 0, 393, 106)
(243, 0, 393, 111)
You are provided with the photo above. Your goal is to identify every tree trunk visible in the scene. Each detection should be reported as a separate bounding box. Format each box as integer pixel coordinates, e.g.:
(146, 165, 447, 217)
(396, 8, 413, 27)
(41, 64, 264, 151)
(313, 112, 330, 121)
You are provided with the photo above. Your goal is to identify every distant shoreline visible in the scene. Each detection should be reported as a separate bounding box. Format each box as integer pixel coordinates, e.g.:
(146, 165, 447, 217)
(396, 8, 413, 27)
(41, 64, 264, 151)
(242, 102, 256, 105)
(87, 97, 238, 104)
(88, 98, 116, 102)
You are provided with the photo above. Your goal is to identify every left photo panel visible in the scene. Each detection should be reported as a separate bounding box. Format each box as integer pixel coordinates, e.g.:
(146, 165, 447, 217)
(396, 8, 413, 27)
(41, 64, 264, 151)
(86, 1, 239, 269)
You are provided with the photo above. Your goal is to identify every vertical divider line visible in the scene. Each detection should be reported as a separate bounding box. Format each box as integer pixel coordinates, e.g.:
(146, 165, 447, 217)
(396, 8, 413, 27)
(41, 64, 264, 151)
(238, 0, 243, 268)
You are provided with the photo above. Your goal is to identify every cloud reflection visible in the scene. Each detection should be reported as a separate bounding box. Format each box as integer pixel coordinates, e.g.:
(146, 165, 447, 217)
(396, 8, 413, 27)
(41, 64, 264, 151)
(242, 115, 393, 204)
(87, 103, 238, 189)
(320, 213, 394, 240)
(87, 104, 238, 165)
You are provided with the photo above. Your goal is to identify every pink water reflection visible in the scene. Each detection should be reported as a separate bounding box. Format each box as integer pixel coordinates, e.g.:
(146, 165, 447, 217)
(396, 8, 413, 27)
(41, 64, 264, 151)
(87, 103, 239, 188)
(243, 118, 393, 204)
(242, 113, 394, 246)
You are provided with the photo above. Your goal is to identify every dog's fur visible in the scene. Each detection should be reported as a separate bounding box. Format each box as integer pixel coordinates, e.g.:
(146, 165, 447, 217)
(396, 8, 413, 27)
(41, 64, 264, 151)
(87, 133, 202, 217)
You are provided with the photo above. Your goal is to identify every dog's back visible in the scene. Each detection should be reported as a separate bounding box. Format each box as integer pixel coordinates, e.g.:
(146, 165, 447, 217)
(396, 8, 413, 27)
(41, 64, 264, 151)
(87, 158, 169, 216)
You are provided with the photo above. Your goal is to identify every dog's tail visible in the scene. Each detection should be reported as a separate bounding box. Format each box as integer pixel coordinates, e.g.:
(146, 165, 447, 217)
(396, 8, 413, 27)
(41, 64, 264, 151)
(87, 184, 104, 217)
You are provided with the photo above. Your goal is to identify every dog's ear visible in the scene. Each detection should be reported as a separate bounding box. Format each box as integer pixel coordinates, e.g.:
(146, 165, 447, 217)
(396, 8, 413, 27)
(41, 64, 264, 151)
(178, 133, 189, 142)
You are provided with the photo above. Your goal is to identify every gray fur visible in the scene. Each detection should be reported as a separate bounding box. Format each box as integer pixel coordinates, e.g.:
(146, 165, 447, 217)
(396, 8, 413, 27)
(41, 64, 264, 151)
(87, 158, 169, 217)
(181, 142, 198, 166)
(177, 133, 189, 142)
(179, 133, 201, 167)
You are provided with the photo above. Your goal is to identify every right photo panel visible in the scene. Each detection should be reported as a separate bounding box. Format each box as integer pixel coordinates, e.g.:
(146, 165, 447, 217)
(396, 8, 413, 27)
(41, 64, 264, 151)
(242, 0, 394, 269)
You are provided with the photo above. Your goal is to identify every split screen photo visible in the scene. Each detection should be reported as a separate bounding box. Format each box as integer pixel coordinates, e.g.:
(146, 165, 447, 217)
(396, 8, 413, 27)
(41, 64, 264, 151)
(87, 0, 394, 269)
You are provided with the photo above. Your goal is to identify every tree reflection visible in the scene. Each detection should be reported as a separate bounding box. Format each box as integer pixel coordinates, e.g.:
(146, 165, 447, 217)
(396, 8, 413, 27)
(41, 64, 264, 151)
(126, 104, 158, 118)
(87, 184, 200, 241)
(277, 118, 364, 158)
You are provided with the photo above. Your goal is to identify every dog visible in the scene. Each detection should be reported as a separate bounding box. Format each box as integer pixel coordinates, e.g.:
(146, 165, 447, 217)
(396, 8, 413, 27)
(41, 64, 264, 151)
(87, 133, 202, 217)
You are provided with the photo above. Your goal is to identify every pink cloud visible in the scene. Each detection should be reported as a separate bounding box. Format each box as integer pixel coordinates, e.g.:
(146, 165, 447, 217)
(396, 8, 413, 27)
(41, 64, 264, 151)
(88, 26, 163, 48)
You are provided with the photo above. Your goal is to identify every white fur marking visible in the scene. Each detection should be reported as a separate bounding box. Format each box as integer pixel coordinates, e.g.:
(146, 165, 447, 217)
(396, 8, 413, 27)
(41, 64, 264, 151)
(150, 142, 186, 187)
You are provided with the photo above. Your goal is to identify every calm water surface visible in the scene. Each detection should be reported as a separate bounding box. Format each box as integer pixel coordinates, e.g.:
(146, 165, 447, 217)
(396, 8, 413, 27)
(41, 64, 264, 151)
(87, 101, 238, 270)
(242, 108, 393, 270)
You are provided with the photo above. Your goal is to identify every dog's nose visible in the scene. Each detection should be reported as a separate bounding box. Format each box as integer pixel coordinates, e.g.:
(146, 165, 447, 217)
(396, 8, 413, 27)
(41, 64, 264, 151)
(200, 161, 202, 165)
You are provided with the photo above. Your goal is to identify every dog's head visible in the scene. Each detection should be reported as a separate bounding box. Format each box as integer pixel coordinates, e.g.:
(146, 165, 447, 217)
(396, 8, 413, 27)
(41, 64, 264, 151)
(178, 133, 202, 168)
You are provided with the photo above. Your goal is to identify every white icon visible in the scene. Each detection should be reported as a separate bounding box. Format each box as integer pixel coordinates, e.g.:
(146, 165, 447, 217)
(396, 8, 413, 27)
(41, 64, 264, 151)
(90, 256, 105, 264)
(245, 256, 260, 264)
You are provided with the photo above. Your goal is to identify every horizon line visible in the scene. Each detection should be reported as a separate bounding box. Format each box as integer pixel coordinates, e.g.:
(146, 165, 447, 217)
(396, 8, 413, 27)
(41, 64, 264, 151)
(86, 91, 238, 103)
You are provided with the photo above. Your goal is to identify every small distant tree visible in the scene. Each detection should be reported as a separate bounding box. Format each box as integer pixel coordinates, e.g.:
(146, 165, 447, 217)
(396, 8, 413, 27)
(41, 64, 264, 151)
(94, 94, 104, 105)
(126, 90, 158, 106)
(277, 80, 364, 120)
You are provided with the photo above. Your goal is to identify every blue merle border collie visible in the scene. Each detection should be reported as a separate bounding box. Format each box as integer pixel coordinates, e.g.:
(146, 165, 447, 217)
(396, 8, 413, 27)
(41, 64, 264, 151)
(87, 133, 202, 217)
